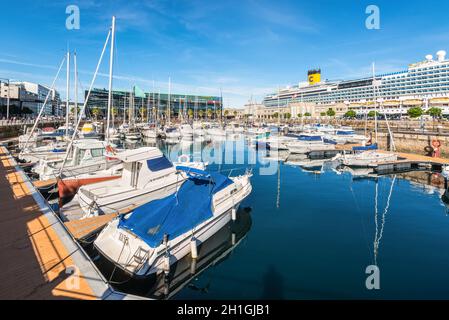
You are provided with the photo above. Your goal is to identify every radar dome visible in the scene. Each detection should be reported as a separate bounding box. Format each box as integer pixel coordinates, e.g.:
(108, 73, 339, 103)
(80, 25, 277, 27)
(437, 50, 447, 62)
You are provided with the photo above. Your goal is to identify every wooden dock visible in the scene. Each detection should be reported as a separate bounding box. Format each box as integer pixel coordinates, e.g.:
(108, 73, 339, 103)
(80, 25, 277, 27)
(373, 150, 449, 174)
(0, 146, 144, 300)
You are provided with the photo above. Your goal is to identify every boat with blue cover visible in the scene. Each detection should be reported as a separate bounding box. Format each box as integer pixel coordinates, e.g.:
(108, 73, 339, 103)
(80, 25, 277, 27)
(94, 167, 252, 277)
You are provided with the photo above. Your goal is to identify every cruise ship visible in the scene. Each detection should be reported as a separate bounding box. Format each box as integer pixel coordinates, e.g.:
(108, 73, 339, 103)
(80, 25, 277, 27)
(263, 50, 449, 116)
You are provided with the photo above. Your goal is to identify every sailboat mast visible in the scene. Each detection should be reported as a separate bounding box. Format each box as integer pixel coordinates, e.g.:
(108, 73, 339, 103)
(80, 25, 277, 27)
(168, 77, 171, 126)
(372, 62, 378, 143)
(65, 50, 70, 137)
(74, 52, 78, 125)
(106, 16, 116, 143)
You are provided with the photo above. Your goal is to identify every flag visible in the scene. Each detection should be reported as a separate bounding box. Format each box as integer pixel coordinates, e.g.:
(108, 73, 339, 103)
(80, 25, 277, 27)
(133, 85, 146, 98)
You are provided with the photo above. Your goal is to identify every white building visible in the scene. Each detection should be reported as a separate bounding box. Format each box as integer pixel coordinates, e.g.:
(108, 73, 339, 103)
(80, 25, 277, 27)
(263, 50, 449, 116)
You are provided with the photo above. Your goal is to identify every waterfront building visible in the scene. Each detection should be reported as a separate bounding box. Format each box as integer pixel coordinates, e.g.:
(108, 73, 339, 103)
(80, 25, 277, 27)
(263, 50, 449, 116)
(0, 81, 60, 116)
(85, 88, 222, 120)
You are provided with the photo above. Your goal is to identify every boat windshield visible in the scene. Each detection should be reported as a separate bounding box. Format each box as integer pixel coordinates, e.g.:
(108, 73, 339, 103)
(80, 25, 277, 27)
(147, 156, 173, 171)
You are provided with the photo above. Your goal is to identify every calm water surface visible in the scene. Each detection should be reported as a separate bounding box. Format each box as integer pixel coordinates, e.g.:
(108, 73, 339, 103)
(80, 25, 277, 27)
(106, 136, 449, 299)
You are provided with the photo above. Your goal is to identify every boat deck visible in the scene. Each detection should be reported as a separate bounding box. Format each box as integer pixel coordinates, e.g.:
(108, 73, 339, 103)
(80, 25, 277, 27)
(0, 146, 143, 300)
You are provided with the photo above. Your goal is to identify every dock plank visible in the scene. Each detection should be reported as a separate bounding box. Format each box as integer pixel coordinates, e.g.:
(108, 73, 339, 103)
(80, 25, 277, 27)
(64, 213, 117, 240)
(0, 146, 98, 299)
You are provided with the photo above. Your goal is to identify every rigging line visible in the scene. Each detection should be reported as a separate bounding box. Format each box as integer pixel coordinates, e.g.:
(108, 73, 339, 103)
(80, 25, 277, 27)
(58, 28, 112, 177)
(20, 56, 66, 155)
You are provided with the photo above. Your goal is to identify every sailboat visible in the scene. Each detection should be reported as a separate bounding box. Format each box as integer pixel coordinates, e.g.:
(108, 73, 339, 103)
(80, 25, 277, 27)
(35, 17, 121, 182)
(94, 167, 252, 278)
(332, 63, 397, 167)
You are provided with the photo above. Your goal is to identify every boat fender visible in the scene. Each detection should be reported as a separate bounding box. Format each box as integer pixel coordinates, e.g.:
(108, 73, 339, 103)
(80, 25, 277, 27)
(163, 255, 170, 274)
(178, 154, 190, 163)
(190, 259, 197, 275)
(231, 233, 236, 246)
(231, 208, 237, 221)
(190, 238, 198, 259)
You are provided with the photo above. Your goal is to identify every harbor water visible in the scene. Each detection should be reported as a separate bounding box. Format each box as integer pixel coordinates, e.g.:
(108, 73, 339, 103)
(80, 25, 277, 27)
(96, 135, 449, 299)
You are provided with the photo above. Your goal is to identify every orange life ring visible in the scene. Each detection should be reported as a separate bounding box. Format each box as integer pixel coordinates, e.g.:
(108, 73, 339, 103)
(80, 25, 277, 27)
(432, 140, 441, 149)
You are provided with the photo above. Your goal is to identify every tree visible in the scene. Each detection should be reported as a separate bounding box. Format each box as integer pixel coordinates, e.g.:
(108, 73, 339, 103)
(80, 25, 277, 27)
(297, 113, 303, 118)
(304, 112, 312, 117)
(407, 107, 423, 119)
(285, 113, 292, 119)
(427, 107, 442, 118)
(198, 110, 204, 118)
(112, 107, 118, 117)
(91, 107, 101, 120)
(224, 110, 229, 118)
(206, 109, 213, 119)
(273, 112, 279, 118)
(367, 110, 378, 118)
(233, 110, 238, 118)
(326, 108, 336, 117)
(319, 112, 326, 117)
(187, 109, 193, 119)
(344, 110, 357, 118)
(139, 107, 147, 120)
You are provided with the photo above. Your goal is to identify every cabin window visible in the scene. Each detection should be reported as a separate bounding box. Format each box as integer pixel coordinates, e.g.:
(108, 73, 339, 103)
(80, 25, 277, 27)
(91, 148, 104, 158)
(147, 156, 173, 172)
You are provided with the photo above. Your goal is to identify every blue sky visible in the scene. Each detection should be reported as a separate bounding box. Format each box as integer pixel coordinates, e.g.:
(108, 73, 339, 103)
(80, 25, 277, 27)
(1, 0, 449, 107)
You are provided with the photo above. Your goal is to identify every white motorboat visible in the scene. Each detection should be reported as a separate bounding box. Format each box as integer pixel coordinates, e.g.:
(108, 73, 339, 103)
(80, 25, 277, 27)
(286, 134, 336, 154)
(32, 139, 119, 181)
(18, 141, 68, 163)
(192, 122, 205, 137)
(179, 124, 193, 139)
(325, 128, 368, 145)
(60, 147, 206, 221)
(79, 122, 100, 139)
(165, 127, 181, 140)
(125, 130, 142, 141)
(94, 167, 252, 278)
(18, 127, 43, 150)
(207, 126, 226, 137)
(333, 150, 398, 167)
(141, 127, 158, 138)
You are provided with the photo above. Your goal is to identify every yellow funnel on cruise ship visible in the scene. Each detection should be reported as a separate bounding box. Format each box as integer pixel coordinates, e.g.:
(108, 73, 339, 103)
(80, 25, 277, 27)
(308, 69, 321, 85)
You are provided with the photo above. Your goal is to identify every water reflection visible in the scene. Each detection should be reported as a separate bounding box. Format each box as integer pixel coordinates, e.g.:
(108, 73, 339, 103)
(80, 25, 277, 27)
(107, 136, 449, 299)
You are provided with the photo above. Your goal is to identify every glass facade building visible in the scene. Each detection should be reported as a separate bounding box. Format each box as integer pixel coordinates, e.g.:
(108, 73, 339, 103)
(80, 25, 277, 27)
(85, 88, 223, 119)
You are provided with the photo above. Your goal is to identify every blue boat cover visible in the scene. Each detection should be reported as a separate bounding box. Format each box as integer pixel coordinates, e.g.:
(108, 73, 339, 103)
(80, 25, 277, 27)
(323, 138, 337, 145)
(336, 130, 355, 135)
(298, 135, 322, 141)
(353, 143, 378, 151)
(118, 172, 233, 248)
